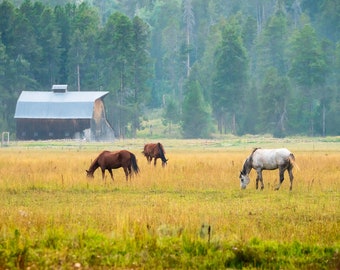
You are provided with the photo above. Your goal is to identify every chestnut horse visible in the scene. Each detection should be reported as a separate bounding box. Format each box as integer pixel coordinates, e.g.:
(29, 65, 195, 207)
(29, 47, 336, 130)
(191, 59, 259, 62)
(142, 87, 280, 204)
(86, 150, 139, 181)
(142, 142, 168, 167)
(239, 148, 298, 191)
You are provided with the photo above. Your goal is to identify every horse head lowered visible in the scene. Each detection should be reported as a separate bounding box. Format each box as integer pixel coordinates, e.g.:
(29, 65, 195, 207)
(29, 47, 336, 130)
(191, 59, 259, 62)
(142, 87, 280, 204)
(142, 142, 168, 167)
(239, 148, 297, 191)
(86, 150, 139, 182)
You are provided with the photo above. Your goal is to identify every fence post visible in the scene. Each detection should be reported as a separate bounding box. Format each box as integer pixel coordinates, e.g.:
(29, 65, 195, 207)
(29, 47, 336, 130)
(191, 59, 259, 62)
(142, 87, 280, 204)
(1, 132, 9, 147)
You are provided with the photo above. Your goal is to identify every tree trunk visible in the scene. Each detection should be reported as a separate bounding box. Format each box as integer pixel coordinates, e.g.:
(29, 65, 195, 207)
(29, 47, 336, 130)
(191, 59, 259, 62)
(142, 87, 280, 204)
(77, 64, 80, 92)
(322, 103, 326, 137)
(231, 113, 236, 135)
(183, 0, 194, 78)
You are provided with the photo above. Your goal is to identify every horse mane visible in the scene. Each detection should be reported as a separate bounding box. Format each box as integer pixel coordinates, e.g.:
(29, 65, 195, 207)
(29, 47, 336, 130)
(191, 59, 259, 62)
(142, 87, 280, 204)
(157, 142, 165, 153)
(249, 148, 261, 163)
(251, 147, 260, 156)
(88, 150, 109, 172)
(241, 148, 260, 175)
(157, 142, 167, 162)
(246, 148, 258, 164)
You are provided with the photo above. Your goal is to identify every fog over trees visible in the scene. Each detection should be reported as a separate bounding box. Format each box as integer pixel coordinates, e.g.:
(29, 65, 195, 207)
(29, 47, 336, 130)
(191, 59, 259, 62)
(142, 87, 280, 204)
(0, 0, 339, 138)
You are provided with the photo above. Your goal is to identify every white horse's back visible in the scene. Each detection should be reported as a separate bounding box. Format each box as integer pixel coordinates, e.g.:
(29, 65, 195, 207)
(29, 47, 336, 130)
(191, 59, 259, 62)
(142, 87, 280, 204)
(252, 148, 292, 170)
(240, 147, 296, 190)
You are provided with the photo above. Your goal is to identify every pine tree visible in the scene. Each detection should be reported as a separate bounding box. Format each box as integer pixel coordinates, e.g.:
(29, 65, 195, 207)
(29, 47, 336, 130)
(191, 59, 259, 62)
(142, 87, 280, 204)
(259, 68, 290, 137)
(288, 20, 328, 135)
(130, 16, 152, 136)
(100, 12, 134, 138)
(181, 78, 213, 138)
(212, 17, 248, 134)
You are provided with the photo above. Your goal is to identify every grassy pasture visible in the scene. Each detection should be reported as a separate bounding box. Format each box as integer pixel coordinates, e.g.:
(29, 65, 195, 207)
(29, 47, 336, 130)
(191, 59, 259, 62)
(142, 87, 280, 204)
(0, 137, 339, 269)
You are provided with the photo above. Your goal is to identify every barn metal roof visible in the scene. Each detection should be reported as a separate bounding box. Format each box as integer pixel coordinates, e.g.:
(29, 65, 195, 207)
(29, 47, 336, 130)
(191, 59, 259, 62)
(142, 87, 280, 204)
(14, 91, 109, 119)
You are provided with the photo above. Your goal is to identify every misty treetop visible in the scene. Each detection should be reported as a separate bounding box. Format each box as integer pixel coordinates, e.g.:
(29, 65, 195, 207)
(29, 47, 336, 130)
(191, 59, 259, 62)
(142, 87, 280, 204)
(0, 0, 339, 138)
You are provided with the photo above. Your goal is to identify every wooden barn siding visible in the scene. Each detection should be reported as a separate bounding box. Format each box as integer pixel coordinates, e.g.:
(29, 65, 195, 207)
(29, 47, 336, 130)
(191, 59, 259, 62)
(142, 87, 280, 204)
(16, 119, 90, 140)
(93, 99, 107, 137)
(93, 100, 105, 123)
(15, 98, 111, 140)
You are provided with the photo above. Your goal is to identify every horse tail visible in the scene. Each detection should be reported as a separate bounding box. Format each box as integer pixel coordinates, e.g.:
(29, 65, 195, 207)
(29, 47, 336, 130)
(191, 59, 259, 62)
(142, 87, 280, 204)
(157, 142, 168, 163)
(289, 153, 300, 171)
(130, 153, 140, 174)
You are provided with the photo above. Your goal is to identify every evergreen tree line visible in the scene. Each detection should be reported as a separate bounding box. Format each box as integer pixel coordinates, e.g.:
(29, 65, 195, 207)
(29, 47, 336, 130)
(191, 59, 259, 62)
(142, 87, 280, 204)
(0, 0, 339, 138)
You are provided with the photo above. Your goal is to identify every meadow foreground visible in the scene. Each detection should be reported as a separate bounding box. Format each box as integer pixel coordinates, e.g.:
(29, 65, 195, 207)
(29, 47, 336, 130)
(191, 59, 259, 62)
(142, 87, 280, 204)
(0, 138, 339, 269)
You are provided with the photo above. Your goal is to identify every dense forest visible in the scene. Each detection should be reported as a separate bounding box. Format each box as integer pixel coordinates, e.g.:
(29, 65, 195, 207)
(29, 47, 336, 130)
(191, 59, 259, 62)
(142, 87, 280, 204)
(0, 0, 339, 138)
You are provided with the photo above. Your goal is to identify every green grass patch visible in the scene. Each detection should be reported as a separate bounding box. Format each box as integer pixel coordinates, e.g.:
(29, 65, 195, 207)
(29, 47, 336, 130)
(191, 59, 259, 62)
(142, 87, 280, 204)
(0, 229, 338, 269)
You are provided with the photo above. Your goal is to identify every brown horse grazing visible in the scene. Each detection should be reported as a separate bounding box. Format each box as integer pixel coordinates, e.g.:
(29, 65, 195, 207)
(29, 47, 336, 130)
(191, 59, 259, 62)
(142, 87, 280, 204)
(142, 142, 168, 167)
(86, 150, 139, 181)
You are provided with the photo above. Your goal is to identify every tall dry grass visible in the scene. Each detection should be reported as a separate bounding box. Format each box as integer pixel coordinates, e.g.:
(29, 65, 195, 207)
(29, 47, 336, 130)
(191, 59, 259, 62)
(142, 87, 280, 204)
(0, 140, 339, 251)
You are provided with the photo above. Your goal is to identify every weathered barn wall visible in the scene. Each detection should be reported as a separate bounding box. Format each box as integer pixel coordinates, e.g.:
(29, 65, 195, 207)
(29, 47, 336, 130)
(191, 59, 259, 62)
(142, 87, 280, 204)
(14, 88, 114, 141)
(16, 119, 90, 140)
(92, 99, 115, 140)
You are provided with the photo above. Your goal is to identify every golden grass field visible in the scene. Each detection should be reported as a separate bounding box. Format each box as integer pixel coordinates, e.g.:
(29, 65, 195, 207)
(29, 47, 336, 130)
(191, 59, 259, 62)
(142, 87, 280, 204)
(0, 137, 339, 268)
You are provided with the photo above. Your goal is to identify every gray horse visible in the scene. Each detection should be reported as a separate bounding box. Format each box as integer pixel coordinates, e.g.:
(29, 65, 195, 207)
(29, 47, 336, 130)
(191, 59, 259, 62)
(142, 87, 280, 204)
(239, 148, 297, 191)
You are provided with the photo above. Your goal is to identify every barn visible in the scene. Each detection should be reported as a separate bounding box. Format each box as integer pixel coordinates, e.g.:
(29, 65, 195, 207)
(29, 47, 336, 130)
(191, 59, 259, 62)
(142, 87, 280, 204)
(14, 85, 114, 141)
